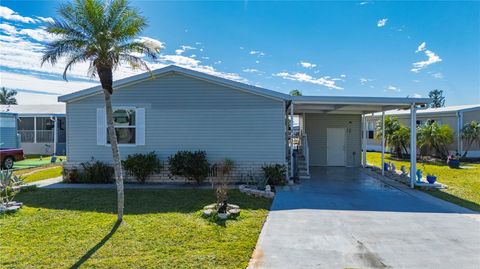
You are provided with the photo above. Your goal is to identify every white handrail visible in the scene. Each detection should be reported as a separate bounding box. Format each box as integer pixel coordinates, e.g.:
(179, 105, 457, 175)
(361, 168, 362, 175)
(302, 134, 310, 175)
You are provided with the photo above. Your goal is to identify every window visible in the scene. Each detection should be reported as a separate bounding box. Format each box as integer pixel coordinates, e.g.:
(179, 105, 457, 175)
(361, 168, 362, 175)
(367, 122, 375, 139)
(107, 109, 136, 144)
(36, 117, 54, 142)
(17, 117, 35, 142)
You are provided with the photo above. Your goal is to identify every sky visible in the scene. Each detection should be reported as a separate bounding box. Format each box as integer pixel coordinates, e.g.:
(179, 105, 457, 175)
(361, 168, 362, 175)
(0, 0, 479, 105)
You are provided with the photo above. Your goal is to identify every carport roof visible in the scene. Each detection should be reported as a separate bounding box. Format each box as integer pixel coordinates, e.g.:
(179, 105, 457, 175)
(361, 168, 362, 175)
(290, 96, 431, 114)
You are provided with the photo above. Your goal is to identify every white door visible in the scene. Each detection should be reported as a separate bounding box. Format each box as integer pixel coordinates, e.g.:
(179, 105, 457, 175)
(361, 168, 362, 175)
(327, 128, 346, 166)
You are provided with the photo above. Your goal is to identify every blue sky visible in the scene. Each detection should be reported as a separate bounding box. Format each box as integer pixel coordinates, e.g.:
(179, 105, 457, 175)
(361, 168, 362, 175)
(0, 0, 479, 105)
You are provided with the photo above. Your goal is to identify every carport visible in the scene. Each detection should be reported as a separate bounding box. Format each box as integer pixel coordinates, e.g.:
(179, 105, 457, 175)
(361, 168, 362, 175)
(286, 96, 430, 188)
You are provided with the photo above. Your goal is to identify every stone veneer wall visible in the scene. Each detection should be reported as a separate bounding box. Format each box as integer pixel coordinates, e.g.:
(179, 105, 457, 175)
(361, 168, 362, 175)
(63, 161, 281, 183)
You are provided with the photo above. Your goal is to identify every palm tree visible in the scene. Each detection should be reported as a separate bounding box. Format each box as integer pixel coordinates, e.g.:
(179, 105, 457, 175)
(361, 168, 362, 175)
(417, 122, 454, 159)
(461, 121, 480, 158)
(0, 87, 18, 105)
(41, 0, 160, 222)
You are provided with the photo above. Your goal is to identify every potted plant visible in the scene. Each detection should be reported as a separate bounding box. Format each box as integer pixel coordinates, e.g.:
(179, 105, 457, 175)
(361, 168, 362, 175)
(426, 174, 437, 184)
(447, 155, 460, 169)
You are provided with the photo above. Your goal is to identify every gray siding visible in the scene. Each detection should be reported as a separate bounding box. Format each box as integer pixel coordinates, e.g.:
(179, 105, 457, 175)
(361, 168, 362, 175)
(66, 73, 285, 164)
(305, 114, 361, 167)
(0, 114, 18, 149)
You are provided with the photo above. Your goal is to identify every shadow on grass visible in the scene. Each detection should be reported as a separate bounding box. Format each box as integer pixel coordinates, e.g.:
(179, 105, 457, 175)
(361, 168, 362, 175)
(422, 189, 480, 212)
(17, 189, 271, 214)
(70, 220, 121, 269)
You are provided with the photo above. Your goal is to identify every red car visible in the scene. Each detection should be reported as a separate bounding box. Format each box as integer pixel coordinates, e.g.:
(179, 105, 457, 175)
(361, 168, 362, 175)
(0, 148, 24, 169)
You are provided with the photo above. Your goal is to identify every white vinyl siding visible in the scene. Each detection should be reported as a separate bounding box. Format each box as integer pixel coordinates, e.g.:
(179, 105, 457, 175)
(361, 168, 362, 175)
(67, 73, 285, 164)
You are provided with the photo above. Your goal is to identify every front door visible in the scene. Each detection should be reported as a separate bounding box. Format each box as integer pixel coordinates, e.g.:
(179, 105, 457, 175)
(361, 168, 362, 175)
(327, 128, 346, 166)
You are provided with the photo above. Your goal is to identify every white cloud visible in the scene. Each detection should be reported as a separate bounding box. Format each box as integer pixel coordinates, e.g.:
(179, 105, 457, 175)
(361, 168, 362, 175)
(175, 45, 196, 55)
(0, 6, 38, 24)
(385, 85, 401, 92)
(411, 42, 442, 72)
(136, 36, 165, 51)
(0, 23, 17, 35)
(250, 50, 265, 57)
(415, 42, 426, 53)
(340, 74, 347, 78)
(18, 28, 55, 42)
(243, 68, 262, 73)
(360, 78, 373, 85)
(255, 60, 260, 64)
(274, 72, 343, 90)
(377, 18, 388, 27)
(299, 61, 316, 69)
(36, 16, 54, 24)
(432, 72, 443, 79)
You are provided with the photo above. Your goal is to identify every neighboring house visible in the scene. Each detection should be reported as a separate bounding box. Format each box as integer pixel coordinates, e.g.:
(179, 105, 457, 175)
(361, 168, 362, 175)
(59, 65, 429, 182)
(365, 104, 480, 157)
(0, 104, 66, 155)
(0, 112, 19, 149)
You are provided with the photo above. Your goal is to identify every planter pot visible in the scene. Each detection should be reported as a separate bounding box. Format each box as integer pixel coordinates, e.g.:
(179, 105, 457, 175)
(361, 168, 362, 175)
(447, 159, 460, 168)
(426, 175, 437, 184)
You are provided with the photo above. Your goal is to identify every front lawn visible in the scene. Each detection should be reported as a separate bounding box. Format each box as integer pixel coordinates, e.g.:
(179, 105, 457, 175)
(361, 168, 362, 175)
(13, 155, 66, 170)
(367, 152, 480, 212)
(15, 166, 63, 183)
(0, 189, 271, 268)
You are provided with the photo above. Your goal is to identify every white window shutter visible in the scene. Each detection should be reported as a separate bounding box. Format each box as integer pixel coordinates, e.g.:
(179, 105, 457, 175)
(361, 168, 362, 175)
(136, 108, 145, 145)
(97, 108, 106, 145)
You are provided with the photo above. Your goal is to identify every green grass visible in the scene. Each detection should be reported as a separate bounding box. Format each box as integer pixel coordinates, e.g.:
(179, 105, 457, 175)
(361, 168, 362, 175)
(13, 155, 66, 170)
(15, 166, 63, 183)
(367, 152, 480, 212)
(0, 189, 271, 268)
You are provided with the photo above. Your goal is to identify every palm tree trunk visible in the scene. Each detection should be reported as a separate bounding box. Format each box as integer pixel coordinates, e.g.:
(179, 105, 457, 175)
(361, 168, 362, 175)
(98, 65, 124, 222)
(104, 91, 124, 221)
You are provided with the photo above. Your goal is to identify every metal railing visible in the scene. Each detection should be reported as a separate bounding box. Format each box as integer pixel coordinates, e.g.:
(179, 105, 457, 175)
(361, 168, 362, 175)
(19, 130, 34, 143)
(301, 134, 310, 176)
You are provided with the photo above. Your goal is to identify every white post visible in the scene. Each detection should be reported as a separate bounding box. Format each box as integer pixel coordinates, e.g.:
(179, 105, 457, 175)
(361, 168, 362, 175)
(33, 116, 37, 144)
(362, 115, 367, 167)
(381, 111, 385, 176)
(290, 101, 294, 179)
(53, 116, 57, 156)
(410, 104, 417, 188)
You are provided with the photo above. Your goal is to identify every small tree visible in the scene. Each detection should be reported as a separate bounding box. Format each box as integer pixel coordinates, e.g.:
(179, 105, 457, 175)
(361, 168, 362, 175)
(417, 122, 454, 159)
(215, 158, 234, 213)
(428, 89, 445, 108)
(0, 87, 18, 105)
(289, 89, 302, 96)
(461, 121, 480, 158)
(375, 116, 408, 157)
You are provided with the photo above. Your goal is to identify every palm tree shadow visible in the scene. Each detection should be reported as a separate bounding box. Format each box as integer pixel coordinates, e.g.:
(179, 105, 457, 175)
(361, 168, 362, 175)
(70, 220, 121, 269)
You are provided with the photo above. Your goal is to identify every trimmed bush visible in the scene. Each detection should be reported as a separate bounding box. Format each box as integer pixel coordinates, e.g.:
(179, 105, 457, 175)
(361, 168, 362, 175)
(168, 151, 210, 184)
(63, 160, 114, 184)
(262, 164, 286, 186)
(122, 152, 161, 183)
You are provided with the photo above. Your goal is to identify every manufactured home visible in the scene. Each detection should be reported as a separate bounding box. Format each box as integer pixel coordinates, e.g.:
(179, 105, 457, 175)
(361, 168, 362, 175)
(0, 104, 66, 155)
(59, 65, 429, 184)
(365, 105, 480, 157)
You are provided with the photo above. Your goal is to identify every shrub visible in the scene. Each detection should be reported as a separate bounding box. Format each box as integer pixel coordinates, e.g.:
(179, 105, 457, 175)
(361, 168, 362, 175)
(262, 164, 286, 186)
(66, 160, 114, 184)
(122, 152, 161, 183)
(0, 170, 23, 206)
(168, 151, 210, 184)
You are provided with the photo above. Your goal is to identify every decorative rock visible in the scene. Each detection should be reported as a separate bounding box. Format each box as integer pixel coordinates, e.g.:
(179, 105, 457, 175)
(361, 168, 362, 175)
(227, 204, 240, 209)
(204, 204, 216, 210)
(203, 209, 213, 216)
(228, 208, 240, 215)
(265, 185, 271, 192)
(6, 205, 20, 212)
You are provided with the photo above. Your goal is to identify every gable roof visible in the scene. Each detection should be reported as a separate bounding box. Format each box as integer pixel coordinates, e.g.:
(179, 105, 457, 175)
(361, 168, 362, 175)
(58, 65, 290, 102)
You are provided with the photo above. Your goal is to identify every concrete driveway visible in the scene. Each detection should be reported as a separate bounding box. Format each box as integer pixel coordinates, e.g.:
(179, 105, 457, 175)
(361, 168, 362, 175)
(250, 167, 480, 269)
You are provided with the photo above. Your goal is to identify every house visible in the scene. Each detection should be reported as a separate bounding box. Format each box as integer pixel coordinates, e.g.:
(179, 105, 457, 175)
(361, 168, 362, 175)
(0, 104, 66, 156)
(365, 105, 480, 157)
(59, 65, 429, 185)
(0, 112, 19, 149)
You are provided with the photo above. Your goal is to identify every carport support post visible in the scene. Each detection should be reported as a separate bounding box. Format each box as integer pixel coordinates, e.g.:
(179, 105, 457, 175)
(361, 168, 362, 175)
(381, 111, 385, 176)
(410, 104, 417, 188)
(53, 116, 57, 156)
(290, 101, 294, 179)
(362, 115, 367, 167)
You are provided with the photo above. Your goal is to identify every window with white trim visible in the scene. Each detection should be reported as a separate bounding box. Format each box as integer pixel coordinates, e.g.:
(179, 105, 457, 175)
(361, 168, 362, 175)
(107, 108, 136, 144)
(367, 122, 375, 139)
